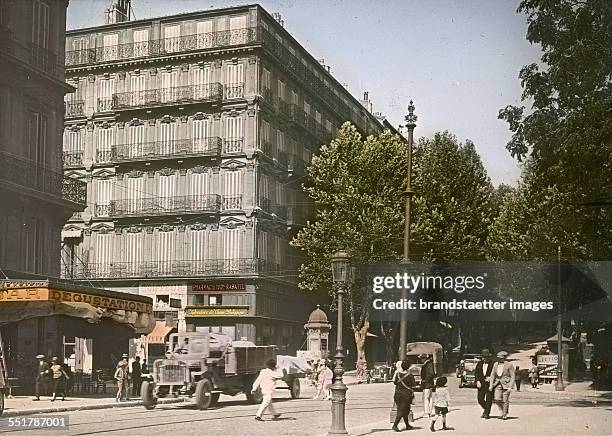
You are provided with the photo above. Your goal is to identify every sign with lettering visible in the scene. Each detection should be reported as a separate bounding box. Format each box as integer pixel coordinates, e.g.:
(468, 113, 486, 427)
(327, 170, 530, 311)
(192, 283, 246, 292)
(185, 306, 249, 317)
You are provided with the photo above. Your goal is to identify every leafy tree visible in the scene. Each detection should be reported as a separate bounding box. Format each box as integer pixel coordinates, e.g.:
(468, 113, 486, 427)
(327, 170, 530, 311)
(291, 123, 406, 371)
(497, 0, 612, 260)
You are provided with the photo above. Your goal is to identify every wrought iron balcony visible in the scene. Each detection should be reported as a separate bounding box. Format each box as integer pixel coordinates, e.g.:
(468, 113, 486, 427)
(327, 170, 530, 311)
(110, 194, 220, 217)
(1, 24, 61, 76)
(112, 83, 223, 110)
(287, 206, 305, 227)
(62, 151, 84, 167)
(113, 137, 222, 162)
(222, 195, 242, 211)
(223, 138, 244, 154)
(0, 151, 86, 206)
(96, 149, 113, 163)
(288, 154, 306, 177)
(97, 98, 113, 112)
(95, 203, 112, 217)
(65, 28, 260, 67)
(65, 100, 85, 118)
(259, 197, 288, 220)
(225, 83, 245, 99)
(262, 87, 273, 103)
(62, 258, 273, 280)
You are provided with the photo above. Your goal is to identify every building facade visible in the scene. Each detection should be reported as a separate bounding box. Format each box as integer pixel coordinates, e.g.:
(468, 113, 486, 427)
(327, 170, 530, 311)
(60, 4, 384, 354)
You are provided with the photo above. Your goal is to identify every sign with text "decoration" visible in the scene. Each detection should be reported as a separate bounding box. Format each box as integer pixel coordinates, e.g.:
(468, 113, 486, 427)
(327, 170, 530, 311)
(185, 306, 249, 317)
(192, 283, 246, 292)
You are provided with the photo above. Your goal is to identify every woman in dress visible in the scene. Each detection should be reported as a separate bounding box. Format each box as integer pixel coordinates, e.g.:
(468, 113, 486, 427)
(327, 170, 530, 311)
(49, 357, 69, 401)
(392, 360, 415, 432)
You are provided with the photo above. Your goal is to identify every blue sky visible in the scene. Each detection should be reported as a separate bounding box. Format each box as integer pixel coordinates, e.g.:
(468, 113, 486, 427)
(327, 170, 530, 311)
(67, 0, 543, 186)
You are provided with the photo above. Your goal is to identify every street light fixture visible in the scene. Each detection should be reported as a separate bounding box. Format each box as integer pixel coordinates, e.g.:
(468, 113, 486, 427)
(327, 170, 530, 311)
(329, 250, 350, 436)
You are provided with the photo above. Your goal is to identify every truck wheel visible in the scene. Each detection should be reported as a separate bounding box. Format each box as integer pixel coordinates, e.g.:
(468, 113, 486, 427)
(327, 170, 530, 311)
(246, 387, 263, 404)
(141, 381, 157, 410)
(289, 377, 301, 399)
(211, 393, 220, 406)
(195, 379, 213, 410)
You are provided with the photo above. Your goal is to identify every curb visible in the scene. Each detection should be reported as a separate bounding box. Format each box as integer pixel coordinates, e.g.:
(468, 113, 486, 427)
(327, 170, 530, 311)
(1, 397, 189, 417)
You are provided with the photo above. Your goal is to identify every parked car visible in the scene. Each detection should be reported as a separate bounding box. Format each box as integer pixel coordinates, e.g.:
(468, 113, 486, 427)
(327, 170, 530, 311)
(367, 362, 394, 383)
(457, 353, 482, 388)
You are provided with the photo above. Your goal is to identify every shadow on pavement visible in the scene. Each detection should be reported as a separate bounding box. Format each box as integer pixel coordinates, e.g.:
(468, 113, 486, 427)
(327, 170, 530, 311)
(542, 398, 612, 408)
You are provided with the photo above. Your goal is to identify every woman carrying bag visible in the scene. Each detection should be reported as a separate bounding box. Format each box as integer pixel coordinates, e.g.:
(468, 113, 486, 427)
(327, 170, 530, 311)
(391, 360, 416, 432)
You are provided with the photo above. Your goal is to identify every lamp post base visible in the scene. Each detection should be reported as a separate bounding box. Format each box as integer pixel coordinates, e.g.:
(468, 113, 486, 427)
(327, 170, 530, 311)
(328, 381, 348, 435)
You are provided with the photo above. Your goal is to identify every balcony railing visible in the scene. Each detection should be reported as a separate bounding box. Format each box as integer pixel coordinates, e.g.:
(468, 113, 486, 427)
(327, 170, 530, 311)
(0, 151, 86, 206)
(65, 28, 260, 67)
(223, 138, 244, 154)
(260, 197, 287, 219)
(225, 83, 245, 99)
(97, 98, 113, 112)
(222, 195, 242, 211)
(95, 203, 111, 217)
(62, 151, 84, 167)
(113, 137, 222, 162)
(112, 83, 223, 110)
(96, 149, 113, 163)
(288, 154, 306, 177)
(61, 258, 276, 280)
(110, 194, 220, 217)
(65, 100, 85, 118)
(1, 25, 61, 76)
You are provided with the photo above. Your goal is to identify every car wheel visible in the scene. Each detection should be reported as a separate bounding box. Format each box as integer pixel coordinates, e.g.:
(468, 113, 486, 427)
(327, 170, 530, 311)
(195, 379, 213, 410)
(141, 381, 157, 410)
(289, 377, 301, 399)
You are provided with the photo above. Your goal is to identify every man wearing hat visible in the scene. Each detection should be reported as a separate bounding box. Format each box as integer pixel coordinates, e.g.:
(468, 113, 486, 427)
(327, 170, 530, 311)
(489, 350, 515, 420)
(34, 354, 50, 401)
(114, 353, 130, 402)
(419, 353, 435, 417)
(474, 349, 494, 418)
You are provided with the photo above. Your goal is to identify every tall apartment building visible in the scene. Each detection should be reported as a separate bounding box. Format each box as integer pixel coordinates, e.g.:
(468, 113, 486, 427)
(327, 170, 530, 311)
(0, 0, 86, 276)
(60, 3, 385, 353)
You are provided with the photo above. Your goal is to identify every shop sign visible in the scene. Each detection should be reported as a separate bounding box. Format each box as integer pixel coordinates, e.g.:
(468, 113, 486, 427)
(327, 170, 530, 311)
(185, 306, 249, 317)
(170, 298, 182, 308)
(192, 283, 246, 292)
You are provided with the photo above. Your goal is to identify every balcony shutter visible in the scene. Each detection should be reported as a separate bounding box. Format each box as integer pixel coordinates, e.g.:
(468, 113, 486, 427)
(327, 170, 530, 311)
(95, 179, 112, 216)
(164, 25, 181, 53)
(161, 71, 177, 102)
(223, 228, 241, 271)
(64, 130, 82, 153)
(126, 175, 144, 213)
(196, 20, 213, 49)
(32, 0, 49, 49)
(157, 228, 174, 274)
(226, 64, 244, 98)
(102, 33, 118, 61)
(94, 232, 112, 274)
(192, 119, 210, 152)
(190, 227, 209, 262)
(160, 121, 176, 154)
(98, 79, 115, 110)
(229, 15, 247, 45)
(125, 232, 143, 275)
(158, 172, 176, 203)
(133, 29, 149, 57)
(193, 67, 211, 99)
(225, 116, 243, 140)
(223, 170, 242, 210)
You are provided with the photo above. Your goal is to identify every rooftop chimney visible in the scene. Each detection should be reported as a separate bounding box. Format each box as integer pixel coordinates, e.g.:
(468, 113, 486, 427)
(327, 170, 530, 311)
(271, 12, 284, 27)
(359, 91, 373, 113)
(105, 0, 131, 24)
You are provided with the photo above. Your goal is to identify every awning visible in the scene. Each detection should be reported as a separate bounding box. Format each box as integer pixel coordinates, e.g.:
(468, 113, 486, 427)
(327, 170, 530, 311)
(146, 321, 173, 344)
(61, 229, 82, 239)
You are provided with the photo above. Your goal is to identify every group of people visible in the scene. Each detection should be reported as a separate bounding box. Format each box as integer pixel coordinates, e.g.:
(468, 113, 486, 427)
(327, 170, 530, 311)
(310, 359, 334, 400)
(34, 354, 72, 402)
(114, 354, 148, 402)
(391, 349, 520, 432)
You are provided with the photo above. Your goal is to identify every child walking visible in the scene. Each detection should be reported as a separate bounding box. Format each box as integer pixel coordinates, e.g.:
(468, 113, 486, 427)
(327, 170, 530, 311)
(430, 377, 450, 432)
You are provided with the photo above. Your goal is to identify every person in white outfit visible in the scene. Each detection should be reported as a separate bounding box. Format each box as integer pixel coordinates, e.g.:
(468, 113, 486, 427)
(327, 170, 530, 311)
(252, 359, 284, 421)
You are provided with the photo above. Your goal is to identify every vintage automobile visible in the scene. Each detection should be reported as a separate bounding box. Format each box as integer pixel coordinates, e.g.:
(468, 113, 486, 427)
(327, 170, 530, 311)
(457, 353, 482, 388)
(141, 332, 302, 410)
(404, 342, 444, 390)
(367, 362, 394, 383)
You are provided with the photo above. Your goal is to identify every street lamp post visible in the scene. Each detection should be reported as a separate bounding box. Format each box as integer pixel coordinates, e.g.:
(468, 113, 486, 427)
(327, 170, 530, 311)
(329, 250, 350, 436)
(556, 245, 565, 391)
(399, 101, 417, 360)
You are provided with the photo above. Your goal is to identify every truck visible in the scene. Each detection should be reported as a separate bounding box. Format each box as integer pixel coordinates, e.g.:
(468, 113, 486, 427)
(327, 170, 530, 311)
(404, 342, 444, 390)
(141, 332, 303, 410)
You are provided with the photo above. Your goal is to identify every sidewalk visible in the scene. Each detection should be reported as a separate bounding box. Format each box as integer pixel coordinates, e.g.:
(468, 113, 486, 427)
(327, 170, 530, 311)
(1, 395, 188, 417)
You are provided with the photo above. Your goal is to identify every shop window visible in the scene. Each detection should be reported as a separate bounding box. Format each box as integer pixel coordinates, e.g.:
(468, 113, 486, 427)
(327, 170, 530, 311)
(209, 294, 222, 306)
(190, 294, 206, 306)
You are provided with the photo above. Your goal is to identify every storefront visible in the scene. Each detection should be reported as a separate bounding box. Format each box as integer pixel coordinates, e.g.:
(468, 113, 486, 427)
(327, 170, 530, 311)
(0, 279, 154, 393)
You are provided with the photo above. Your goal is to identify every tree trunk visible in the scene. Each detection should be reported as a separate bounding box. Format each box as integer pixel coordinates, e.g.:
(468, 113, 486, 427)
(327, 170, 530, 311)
(381, 322, 397, 364)
(353, 321, 369, 381)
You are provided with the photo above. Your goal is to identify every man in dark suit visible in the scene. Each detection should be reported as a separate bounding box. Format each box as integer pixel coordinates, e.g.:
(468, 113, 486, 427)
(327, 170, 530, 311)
(474, 348, 493, 418)
(34, 354, 50, 401)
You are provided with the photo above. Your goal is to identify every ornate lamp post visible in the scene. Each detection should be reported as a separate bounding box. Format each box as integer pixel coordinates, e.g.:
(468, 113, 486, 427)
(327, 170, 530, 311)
(329, 250, 351, 435)
(556, 245, 565, 391)
(399, 101, 417, 360)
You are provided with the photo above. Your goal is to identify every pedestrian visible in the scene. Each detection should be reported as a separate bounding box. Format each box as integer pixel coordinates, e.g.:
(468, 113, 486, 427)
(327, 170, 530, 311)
(515, 365, 522, 391)
(312, 359, 324, 399)
(391, 360, 415, 432)
(141, 359, 148, 375)
(430, 376, 451, 432)
(489, 350, 515, 420)
(474, 348, 494, 419)
(49, 357, 69, 401)
(131, 356, 142, 397)
(33, 354, 49, 401)
(320, 361, 333, 400)
(529, 359, 539, 388)
(420, 353, 436, 418)
(114, 356, 129, 402)
(252, 358, 284, 421)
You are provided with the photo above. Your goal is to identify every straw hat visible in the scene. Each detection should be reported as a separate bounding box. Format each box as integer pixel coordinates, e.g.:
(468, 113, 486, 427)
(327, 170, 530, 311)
(36, 354, 45, 359)
(497, 351, 509, 359)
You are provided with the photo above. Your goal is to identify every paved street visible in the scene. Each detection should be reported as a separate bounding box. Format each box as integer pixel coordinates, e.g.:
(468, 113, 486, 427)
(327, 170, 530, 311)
(2, 377, 610, 436)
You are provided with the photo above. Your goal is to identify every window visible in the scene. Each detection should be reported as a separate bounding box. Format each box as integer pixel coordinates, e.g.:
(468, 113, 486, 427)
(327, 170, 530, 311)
(164, 25, 181, 53)
(156, 228, 174, 274)
(97, 78, 115, 111)
(224, 116, 243, 152)
(196, 20, 213, 48)
(31, 0, 49, 48)
(209, 295, 222, 306)
(94, 232, 112, 275)
(102, 33, 118, 61)
(223, 170, 242, 210)
(226, 64, 244, 99)
(124, 231, 143, 275)
(97, 127, 114, 162)
(291, 90, 298, 105)
(189, 221, 209, 261)
(222, 228, 241, 271)
(262, 68, 271, 93)
(192, 118, 210, 151)
(193, 67, 211, 99)
(304, 100, 310, 115)
(126, 175, 144, 213)
(277, 130, 285, 153)
(28, 111, 47, 166)
(159, 120, 177, 153)
(277, 80, 285, 101)
(95, 178, 112, 216)
(129, 74, 145, 106)
(64, 129, 83, 153)
(133, 29, 149, 57)
(161, 71, 177, 102)
(228, 15, 247, 44)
